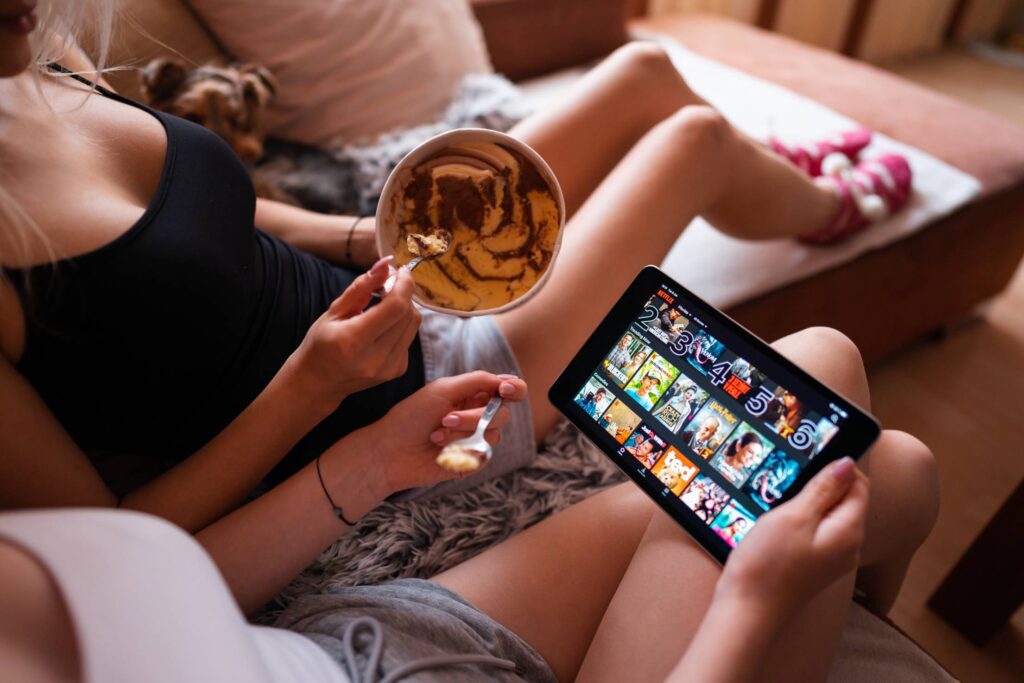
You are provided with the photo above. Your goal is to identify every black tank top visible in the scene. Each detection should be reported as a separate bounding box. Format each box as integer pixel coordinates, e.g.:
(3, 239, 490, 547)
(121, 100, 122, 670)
(7, 70, 424, 483)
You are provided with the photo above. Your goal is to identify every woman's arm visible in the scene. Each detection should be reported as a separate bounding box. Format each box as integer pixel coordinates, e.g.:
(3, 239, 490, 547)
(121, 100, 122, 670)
(0, 267, 419, 533)
(254, 198, 378, 269)
(666, 458, 870, 683)
(198, 372, 527, 613)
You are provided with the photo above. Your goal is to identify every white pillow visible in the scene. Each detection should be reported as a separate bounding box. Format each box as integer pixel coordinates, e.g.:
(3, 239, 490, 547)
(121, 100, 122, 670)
(186, 0, 493, 146)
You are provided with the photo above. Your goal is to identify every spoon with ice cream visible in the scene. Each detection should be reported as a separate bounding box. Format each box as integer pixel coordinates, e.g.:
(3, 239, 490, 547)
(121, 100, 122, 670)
(436, 394, 504, 473)
(376, 229, 452, 297)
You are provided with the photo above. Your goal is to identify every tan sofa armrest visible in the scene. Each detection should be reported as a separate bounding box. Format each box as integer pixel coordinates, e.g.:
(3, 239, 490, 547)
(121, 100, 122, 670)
(470, 0, 628, 81)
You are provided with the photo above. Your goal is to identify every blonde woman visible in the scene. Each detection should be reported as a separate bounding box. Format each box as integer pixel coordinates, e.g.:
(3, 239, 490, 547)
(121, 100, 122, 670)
(0, 2, 937, 680)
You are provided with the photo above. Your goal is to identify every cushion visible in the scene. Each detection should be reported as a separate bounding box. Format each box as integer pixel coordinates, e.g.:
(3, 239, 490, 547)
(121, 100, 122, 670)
(828, 603, 957, 682)
(469, 0, 629, 80)
(186, 0, 494, 146)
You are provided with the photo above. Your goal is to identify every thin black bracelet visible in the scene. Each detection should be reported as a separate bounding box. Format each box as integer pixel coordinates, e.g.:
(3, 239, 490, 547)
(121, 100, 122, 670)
(315, 455, 357, 526)
(345, 216, 365, 266)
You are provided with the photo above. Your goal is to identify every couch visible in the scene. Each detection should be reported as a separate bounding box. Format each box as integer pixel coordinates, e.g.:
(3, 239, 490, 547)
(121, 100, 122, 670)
(93, 1, 995, 678)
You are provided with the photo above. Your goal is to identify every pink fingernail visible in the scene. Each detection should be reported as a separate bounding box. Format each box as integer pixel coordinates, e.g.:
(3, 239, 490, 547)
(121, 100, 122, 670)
(831, 457, 855, 479)
(370, 258, 390, 276)
(430, 430, 446, 444)
(497, 373, 518, 380)
(442, 415, 459, 428)
(499, 382, 516, 397)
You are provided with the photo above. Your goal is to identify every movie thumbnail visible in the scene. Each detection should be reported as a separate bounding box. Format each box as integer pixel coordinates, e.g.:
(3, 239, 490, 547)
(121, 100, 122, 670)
(708, 422, 771, 487)
(685, 330, 726, 377)
(643, 296, 690, 345)
(742, 448, 801, 511)
(602, 332, 652, 387)
(680, 473, 731, 524)
(681, 400, 739, 459)
(651, 446, 699, 495)
(811, 417, 839, 456)
(574, 374, 614, 421)
(710, 501, 757, 547)
(762, 385, 806, 439)
(624, 423, 669, 469)
(624, 352, 682, 411)
(721, 357, 768, 402)
(651, 375, 711, 434)
(599, 399, 643, 444)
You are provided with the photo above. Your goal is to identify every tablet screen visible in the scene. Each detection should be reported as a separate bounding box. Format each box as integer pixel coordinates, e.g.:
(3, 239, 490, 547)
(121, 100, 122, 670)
(550, 267, 879, 562)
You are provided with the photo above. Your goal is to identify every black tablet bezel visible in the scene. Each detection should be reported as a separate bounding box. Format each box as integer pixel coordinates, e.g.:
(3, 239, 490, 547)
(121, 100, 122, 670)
(548, 265, 881, 564)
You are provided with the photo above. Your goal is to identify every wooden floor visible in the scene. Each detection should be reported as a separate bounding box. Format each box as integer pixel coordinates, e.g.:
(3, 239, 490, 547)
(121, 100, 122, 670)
(873, 48, 1024, 683)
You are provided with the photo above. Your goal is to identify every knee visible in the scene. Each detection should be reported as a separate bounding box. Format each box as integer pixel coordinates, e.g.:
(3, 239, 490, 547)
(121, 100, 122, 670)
(792, 326, 870, 407)
(613, 41, 674, 79)
(654, 105, 730, 156)
(611, 41, 690, 94)
(803, 326, 864, 366)
(880, 430, 940, 534)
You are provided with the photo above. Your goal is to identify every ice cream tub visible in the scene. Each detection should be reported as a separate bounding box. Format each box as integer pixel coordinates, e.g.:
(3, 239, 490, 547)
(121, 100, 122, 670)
(375, 128, 566, 317)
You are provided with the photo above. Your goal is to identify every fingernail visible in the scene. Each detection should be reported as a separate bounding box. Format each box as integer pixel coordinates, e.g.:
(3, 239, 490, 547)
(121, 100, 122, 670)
(499, 382, 516, 397)
(442, 415, 460, 428)
(831, 457, 855, 479)
(497, 373, 518, 380)
(430, 429, 446, 444)
(370, 257, 390, 276)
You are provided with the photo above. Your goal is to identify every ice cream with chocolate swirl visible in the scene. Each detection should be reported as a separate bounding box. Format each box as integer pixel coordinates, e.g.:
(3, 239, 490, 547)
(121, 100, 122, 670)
(388, 141, 561, 312)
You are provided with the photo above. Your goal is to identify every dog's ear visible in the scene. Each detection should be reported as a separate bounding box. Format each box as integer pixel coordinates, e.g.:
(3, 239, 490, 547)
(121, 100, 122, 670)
(240, 63, 277, 109)
(140, 58, 188, 106)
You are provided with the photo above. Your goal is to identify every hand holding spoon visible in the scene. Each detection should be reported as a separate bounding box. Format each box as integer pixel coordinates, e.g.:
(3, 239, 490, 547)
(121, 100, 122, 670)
(436, 394, 504, 473)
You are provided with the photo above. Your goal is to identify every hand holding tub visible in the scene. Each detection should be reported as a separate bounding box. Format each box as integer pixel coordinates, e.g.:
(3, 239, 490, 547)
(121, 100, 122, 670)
(280, 257, 421, 410)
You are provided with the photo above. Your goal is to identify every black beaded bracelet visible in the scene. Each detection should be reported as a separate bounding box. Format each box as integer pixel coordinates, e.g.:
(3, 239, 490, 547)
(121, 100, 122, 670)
(345, 216, 366, 266)
(315, 455, 357, 526)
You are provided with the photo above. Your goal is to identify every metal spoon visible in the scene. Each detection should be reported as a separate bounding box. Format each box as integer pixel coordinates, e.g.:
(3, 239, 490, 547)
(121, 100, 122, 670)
(435, 395, 504, 472)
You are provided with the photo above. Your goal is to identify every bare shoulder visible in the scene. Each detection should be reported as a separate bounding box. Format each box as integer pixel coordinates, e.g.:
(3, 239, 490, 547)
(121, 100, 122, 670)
(0, 541, 81, 682)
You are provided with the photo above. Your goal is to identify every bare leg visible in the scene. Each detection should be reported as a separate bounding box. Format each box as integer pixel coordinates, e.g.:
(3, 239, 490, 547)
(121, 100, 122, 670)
(770, 327, 940, 613)
(434, 328, 937, 682)
(501, 96, 839, 438)
(510, 42, 708, 218)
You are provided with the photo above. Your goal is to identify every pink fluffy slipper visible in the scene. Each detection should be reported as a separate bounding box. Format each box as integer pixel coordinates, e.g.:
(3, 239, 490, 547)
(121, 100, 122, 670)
(799, 152, 913, 245)
(769, 128, 873, 176)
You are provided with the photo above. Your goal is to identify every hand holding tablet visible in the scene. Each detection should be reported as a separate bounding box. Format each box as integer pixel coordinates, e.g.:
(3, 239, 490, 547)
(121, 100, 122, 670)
(549, 266, 880, 562)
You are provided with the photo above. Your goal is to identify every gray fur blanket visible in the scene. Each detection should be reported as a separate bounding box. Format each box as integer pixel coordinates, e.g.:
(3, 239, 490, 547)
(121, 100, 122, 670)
(254, 421, 624, 625)
(257, 74, 533, 217)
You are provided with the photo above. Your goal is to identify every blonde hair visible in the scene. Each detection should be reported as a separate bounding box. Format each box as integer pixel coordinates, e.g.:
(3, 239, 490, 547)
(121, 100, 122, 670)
(32, 0, 116, 77)
(0, 0, 117, 269)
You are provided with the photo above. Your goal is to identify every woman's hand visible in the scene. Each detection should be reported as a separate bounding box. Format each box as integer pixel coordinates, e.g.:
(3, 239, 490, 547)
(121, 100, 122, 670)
(335, 372, 528, 497)
(715, 457, 870, 622)
(280, 258, 421, 411)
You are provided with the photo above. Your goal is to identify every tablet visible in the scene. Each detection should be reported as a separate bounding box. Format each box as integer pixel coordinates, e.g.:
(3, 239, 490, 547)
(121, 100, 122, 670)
(549, 266, 881, 563)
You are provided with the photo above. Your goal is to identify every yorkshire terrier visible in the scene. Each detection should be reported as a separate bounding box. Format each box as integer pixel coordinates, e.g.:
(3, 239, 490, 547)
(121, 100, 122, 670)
(140, 58, 356, 213)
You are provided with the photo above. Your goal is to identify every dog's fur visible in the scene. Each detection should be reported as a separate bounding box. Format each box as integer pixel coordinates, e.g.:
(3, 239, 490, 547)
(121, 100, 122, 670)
(141, 58, 277, 163)
(140, 58, 352, 209)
